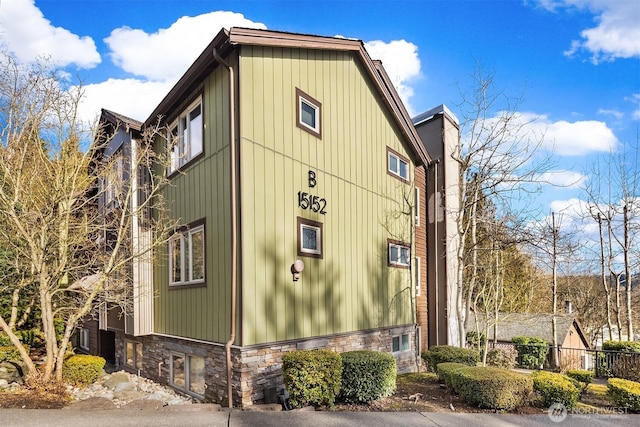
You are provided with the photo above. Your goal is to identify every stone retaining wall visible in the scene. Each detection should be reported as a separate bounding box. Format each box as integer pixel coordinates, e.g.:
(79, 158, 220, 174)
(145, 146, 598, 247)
(114, 324, 418, 407)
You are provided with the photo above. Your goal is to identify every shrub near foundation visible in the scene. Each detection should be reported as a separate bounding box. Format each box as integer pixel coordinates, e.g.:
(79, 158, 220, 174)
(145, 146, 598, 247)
(62, 354, 106, 385)
(531, 370, 580, 409)
(450, 366, 533, 411)
(339, 350, 396, 403)
(282, 349, 342, 408)
(607, 378, 640, 412)
(422, 345, 479, 372)
(436, 362, 467, 387)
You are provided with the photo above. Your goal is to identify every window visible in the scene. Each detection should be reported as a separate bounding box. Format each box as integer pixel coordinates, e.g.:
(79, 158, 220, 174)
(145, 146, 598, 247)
(387, 148, 409, 182)
(414, 187, 420, 226)
(296, 88, 321, 139)
(388, 240, 410, 268)
(392, 333, 411, 352)
(104, 150, 124, 207)
(79, 328, 89, 351)
(167, 97, 203, 174)
(297, 217, 323, 258)
(170, 352, 205, 398)
(169, 221, 205, 286)
(125, 340, 143, 370)
(415, 256, 421, 296)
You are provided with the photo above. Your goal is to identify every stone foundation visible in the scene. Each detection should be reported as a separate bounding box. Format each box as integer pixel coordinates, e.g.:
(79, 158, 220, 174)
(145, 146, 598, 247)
(114, 324, 419, 407)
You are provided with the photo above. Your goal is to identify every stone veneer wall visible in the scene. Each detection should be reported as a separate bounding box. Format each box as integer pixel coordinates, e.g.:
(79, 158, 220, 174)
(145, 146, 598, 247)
(114, 324, 419, 407)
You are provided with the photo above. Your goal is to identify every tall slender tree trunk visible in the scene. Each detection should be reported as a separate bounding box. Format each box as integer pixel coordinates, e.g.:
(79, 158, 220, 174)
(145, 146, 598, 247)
(551, 213, 559, 368)
(623, 204, 633, 341)
(597, 213, 614, 340)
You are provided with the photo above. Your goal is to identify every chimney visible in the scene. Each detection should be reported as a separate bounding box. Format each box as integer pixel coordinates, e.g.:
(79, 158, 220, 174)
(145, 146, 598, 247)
(565, 300, 573, 314)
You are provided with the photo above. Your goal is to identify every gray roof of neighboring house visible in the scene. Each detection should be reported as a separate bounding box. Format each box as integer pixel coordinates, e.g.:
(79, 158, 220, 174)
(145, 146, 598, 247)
(467, 312, 590, 348)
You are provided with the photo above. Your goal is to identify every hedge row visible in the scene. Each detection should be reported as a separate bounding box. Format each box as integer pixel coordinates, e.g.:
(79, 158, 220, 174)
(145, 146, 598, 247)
(282, 349, 397, 408)
(421, 345, 479, 371)
(531, 370, 581, 410)
(607, 378, 640, 412)
(453, 366, 533, 410)
(437, 364, 532, 411)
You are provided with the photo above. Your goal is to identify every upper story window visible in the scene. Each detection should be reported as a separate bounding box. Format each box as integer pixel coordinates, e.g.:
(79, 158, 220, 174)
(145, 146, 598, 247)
(388, 240, 410, 268)
(296, 88, 321, 139)
(167, 97, 203, 175)
(169, 221, 205, 286)
(387, 148, 409, 182)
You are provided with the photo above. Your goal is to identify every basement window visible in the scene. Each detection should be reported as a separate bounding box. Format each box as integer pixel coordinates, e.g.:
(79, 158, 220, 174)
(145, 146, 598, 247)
(392, 334, 410, 353)
(125, 340, 143, 370)
(170, 352, 205, 398)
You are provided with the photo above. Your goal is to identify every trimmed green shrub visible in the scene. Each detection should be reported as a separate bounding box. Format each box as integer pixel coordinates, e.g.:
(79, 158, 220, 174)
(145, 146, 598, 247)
(603, 341, 640, 353)
(0, 332, 12, 346)
(531, 370, 580, 410)
(512, 337, 549, 369)
(422, 345, 479, 372)
(282, 350, 342, 408)
(450, 366, 533, 411)
(62, 354, 106, 385)
(0, 345, 28, 362)
(339, 350, 396, 403)
(486, 348, 516, 369)
(436, 362, 467, 387)
(607, 378, 640, 412)
(565, 369, 594, 386)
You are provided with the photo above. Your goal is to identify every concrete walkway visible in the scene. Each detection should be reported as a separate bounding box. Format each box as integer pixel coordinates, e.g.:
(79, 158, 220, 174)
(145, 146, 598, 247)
(1, 409, 637, 427)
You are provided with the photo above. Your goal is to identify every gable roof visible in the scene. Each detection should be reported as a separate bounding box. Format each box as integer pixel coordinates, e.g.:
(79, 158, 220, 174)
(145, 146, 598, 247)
(144, 27, 431, 166)
(468, 312, 591, 349)
(100, 108, 142, 132)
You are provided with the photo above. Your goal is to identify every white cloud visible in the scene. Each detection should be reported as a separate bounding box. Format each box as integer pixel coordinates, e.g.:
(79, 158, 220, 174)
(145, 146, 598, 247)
(540, 170, 587, 188)
(365, 40, 421, 115)
(597, 108, 623, 120)
(627, 93, 640, 120)
(0, 0, 100, 68)
(524, 113, 619, 156)
(78, 79, 175, 125)
(105, 11, 266, 81)
(535, 1, 640, 63)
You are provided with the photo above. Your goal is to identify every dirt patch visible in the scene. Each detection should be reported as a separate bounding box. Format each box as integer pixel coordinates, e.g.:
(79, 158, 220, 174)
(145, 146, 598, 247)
(0, 389, 68, 409)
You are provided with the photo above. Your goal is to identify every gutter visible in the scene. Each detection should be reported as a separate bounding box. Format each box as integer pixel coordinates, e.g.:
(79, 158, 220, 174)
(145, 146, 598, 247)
(213, 48, 238, 409)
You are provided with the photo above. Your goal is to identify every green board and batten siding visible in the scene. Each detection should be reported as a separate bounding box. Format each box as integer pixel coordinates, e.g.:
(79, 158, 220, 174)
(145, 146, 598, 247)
(154, 62, 234, 343)
(238, 45, 416, 346)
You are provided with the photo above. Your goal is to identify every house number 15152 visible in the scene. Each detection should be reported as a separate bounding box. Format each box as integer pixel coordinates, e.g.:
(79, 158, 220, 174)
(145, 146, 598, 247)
(297, 191, 327, 214)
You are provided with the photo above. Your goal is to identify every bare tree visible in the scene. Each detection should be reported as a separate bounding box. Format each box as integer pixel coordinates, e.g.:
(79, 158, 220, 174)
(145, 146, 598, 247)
(583, 143, 639, 341)
(0, 52, 174, 382)
(452, 65, 553, 347)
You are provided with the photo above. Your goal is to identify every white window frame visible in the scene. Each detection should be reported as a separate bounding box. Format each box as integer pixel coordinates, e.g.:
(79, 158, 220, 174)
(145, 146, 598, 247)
(388, 241, 410, 267)
(392, 333, 411, 353)
(415, 256, 421, 296)
(297, 217, 323, 258)
(414, 187, 420, 226)
(167, 97, 203, 174)
(169, 224, 205, 286)
(387, 148, 409, 182)
(296, 88, 321, 139)
(169, 351, 205, 398)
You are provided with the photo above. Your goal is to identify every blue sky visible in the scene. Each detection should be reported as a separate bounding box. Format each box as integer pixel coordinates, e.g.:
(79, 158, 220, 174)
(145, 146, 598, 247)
(1, 0, 639, 240)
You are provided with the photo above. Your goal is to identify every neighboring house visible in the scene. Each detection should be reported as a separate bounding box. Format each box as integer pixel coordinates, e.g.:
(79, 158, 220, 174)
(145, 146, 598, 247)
(468, 312, 591, 369)
(86, 27, 462, 407)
